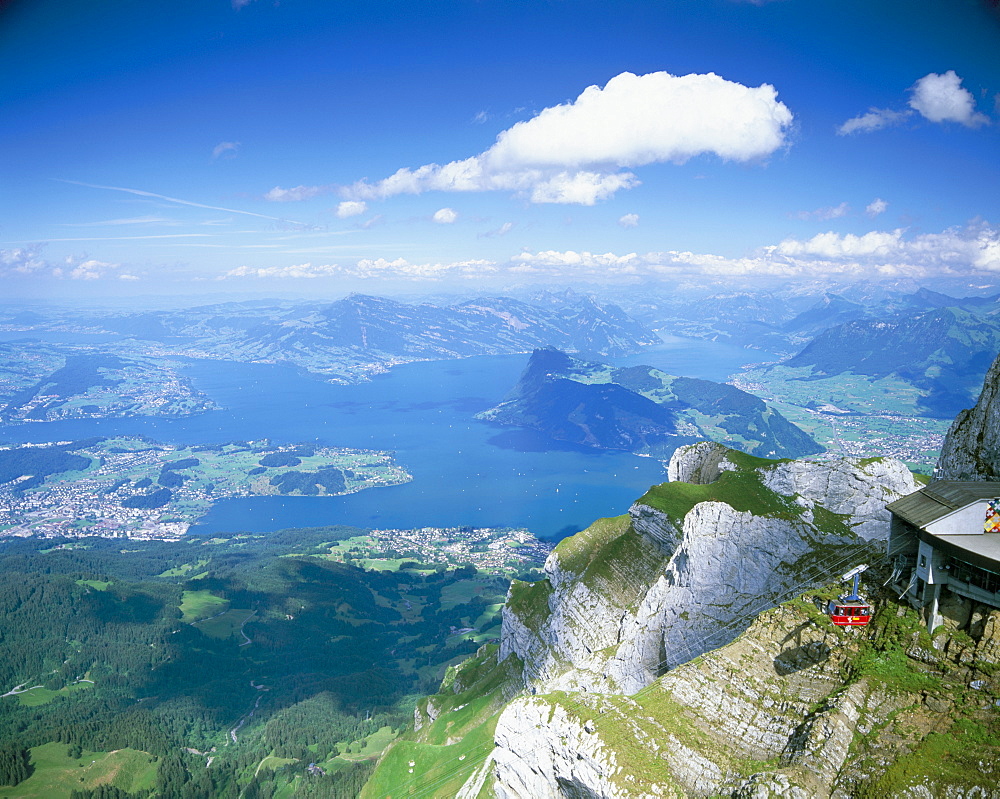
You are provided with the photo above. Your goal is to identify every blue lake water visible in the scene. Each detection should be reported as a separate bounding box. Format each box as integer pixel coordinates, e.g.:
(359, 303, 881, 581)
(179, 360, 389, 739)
(0, 342, 772, 541)
(612, 336, 780, 382)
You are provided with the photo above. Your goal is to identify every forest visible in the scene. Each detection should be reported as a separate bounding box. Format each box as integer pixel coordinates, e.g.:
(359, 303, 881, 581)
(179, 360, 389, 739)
(0, 527, 514, 797)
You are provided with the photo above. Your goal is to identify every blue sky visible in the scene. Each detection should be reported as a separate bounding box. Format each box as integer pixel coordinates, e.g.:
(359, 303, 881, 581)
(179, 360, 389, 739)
(2, 0, 999, 300)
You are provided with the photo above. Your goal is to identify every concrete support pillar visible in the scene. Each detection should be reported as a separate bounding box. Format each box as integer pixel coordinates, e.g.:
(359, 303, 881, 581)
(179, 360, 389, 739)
(927, 583, 943, 633)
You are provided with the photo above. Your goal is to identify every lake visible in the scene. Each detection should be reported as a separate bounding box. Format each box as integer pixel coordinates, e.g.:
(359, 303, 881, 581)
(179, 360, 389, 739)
(0, 342, 770, 541)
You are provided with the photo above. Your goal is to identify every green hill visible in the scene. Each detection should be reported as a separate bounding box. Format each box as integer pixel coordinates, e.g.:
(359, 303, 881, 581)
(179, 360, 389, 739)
(478, 347, 821, 459)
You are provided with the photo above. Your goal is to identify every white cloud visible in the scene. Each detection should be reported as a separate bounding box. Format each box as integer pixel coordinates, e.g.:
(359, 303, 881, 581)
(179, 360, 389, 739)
(67, 215, 179, 227)
(776, 230, 904, 259)
(69, 259, 122, 280)
(221, 257, 497, 282)
(775, 224, 1000, 275)
(433, 207, 458, 224)
(514, 223, 1000, 278)
(794, 202, 849, 221)
(618, 213, 640, 228)
(358, 214, 384, 230)
(908, 71, 989, 127)
(264, 185, 328, 202)
(221, 263, 342, 280)
(837, 107, 910, 136)
(212, 141, 240, 160)
(212, 222, 1000, 284)
(0, 246, 129, 281)
(345, 70, 793, 205)
(336, 201, 367, 218)
(865, 198, 888, 217)
(472, 110, 490, 124)
(0, 246, 48, 276)
(478, 221, 514, 239)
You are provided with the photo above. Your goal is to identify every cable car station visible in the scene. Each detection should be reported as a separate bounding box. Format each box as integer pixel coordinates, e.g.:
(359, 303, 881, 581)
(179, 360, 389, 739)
(888, 481, 1000, 632)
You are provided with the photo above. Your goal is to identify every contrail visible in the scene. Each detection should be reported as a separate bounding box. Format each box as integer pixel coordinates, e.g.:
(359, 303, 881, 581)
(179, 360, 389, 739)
(55, 179, 306, 225)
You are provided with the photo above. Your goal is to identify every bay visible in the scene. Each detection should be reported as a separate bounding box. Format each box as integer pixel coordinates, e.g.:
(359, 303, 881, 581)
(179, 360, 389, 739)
(610, 335, 780, 382)
(0, 339, 775, 542)
(0, 354, 668, 541)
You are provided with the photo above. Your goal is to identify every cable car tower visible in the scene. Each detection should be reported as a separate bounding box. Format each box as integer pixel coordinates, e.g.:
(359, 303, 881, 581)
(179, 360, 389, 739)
(828, 564, 872, 627)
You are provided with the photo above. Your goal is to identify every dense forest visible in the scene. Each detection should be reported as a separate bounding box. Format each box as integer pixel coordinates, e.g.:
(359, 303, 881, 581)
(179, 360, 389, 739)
(0, 527, 512, 797)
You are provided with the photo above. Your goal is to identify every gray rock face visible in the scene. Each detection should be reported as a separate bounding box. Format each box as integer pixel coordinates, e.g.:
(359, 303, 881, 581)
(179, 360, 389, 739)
(937, 351, 1000, 480)
(499, 444, 919, 696)
(491, 698, 630, 799)
(609, 501, 838, 693)
(666, 441, 737, 485)
(487, 603, 883, 798)
(484, 597, 1000, 799)
(760, 456, 918, 540)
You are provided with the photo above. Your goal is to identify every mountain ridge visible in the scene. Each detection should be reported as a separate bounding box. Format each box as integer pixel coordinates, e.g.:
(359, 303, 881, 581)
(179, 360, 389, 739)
(478, 347, 822, 460)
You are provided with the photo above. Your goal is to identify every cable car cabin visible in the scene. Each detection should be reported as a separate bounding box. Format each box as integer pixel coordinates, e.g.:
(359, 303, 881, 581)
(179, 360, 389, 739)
(828, 601, 872, 626)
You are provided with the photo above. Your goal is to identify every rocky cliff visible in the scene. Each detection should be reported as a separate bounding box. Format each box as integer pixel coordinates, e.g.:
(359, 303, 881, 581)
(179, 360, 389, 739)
(487, 595, 1000, 798)
(936, 349, 1000, 480)
(366, 559, 1000, 798)
(498, 443, 917, 695)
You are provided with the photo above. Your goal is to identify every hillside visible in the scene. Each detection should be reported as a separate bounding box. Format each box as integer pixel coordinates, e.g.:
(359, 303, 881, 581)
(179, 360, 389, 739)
(370, 583, 1000, 798)
(363, 443, 1000, 796)
(478, 347, 822, 460)
(0, 527, 546, 798)
(784, 307, 1000, 417)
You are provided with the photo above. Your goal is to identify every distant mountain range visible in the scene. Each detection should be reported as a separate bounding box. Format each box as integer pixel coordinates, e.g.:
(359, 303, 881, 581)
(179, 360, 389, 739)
(610, 283, 1000, 356)
(478, 347, 822, 459)
(785, 307, 1000, 417)
(74, 294, 661, 382)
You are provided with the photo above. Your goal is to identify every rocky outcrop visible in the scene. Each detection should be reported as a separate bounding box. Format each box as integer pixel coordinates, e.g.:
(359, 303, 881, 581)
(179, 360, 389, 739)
(486, 598, 1000, 798)
(498, 444, 919, 695)
(937, 350, 1000, 480)
(666, 441, 736, 484)
(760, 455, 915, 540)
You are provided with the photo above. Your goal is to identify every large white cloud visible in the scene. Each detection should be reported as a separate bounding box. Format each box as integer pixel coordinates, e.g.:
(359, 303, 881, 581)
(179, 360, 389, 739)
(345, 71, 793, 205)
(908, 71, 989, 127)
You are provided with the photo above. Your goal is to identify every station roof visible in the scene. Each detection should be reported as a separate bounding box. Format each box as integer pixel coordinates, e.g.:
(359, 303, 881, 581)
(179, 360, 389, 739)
(887, 481, 1000, 529)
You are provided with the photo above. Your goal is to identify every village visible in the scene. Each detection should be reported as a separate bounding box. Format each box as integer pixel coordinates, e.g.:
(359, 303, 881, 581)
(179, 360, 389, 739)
(0, 437, 411, 540)
(326, 525, 553, 576)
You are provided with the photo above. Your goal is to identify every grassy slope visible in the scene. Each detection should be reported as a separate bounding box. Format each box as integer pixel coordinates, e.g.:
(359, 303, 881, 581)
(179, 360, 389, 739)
(361, 646, 523, 799)
(1, 742, 157, 798)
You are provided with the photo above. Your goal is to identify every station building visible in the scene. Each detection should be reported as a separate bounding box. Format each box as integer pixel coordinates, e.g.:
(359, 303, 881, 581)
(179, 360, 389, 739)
(887, 481, 1000, 631)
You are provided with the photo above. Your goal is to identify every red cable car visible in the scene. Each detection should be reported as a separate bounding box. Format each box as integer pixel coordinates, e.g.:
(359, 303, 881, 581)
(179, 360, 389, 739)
(828, 565, 872, 627)
(828, 601, 872, 626)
